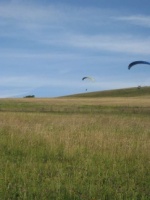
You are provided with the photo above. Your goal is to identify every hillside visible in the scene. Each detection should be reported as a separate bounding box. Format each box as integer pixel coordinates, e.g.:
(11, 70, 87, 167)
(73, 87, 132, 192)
(65, 86, 150, 98)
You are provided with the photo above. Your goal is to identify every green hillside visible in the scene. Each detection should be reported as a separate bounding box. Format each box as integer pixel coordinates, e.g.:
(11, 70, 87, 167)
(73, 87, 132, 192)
(65, 86, 150, 98)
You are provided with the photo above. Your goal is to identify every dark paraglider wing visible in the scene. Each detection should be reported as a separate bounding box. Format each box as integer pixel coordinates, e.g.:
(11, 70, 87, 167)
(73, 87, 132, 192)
(82, 77, 87, 80)
(128, 61, 150, 70)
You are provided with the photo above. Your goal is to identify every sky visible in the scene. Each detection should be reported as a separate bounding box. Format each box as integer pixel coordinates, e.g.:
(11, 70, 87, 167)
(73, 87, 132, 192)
(0, 0, 150, 98)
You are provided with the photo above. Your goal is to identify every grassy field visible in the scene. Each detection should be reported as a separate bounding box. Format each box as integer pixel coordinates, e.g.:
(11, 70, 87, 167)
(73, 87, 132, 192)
(66, 86, 150, 98)
(0, 95, 150, 199)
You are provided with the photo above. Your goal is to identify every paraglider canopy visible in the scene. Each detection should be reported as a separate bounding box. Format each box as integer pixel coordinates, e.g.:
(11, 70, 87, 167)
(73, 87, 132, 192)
(82, 76, 95, 81)
(128, 61, 150, 70)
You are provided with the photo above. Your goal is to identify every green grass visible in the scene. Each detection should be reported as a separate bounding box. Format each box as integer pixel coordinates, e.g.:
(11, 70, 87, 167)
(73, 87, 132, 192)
(65, 86, 150, 98)
(0, 95, 150, 199)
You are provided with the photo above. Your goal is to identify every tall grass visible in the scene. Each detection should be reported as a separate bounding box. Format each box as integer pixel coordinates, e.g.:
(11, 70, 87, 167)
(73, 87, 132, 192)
(0, 98, 150, 199)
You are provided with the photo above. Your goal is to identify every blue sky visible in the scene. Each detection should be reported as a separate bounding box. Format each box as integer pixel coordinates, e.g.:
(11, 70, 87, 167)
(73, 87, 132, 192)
(0, 0, 150, 97)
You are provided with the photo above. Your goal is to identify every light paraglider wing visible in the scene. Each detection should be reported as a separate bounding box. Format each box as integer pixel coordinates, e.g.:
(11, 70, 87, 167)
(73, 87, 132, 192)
(82, 76, 95, 81)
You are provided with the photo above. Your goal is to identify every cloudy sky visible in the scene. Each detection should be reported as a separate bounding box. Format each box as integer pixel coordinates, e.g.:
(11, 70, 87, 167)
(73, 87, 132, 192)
(0, 0, 150, 97)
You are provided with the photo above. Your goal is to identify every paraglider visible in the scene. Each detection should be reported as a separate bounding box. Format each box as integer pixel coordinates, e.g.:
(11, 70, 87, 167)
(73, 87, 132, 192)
(82, 76, 95, 92)
(82, 76, 95, 81)
(128, 61, 150, 70)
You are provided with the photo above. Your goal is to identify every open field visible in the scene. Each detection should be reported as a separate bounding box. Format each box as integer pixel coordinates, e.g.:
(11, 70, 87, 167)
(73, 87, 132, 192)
(65, 86, 150, 98)
(0, 95, 150, 199)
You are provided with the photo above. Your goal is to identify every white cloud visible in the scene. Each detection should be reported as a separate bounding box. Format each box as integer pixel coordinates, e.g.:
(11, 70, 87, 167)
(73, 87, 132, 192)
(0, 2, 114, 33)
(0, 51, 80, 60)
(63, 34, 150, 55)
(0, 75, 81, 88)
(1, 2, 108, 21)
(1, 33, 150, 58)
(1, 2, 150, 56)
(114, 15, 150, 28)
(0, 87, 35, 98)
(0, 74, 147, 90)
(0, 3, 61, 22)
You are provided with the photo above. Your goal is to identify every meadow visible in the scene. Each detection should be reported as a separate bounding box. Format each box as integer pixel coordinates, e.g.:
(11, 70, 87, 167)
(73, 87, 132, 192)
(0, 95, 150, 199)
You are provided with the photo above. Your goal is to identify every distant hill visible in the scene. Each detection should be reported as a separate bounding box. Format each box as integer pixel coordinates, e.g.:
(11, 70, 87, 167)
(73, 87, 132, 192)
(65, 86, 150, 98)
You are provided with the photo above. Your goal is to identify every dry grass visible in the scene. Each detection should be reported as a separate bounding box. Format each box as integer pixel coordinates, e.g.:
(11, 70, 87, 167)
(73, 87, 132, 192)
(0, 97, 150, 199)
